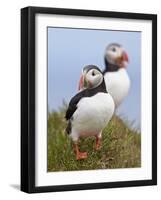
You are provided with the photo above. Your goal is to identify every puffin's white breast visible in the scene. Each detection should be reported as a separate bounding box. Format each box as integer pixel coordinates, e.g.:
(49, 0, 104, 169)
(104, 68, 130, 107)
(72, 92, 115, 135)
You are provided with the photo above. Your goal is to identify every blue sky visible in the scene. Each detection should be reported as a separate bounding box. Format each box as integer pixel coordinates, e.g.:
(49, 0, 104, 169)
(48, 27, 141, 129)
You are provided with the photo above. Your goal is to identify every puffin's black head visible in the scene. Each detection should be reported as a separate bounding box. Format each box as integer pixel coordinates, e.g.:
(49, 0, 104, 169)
(83, 65, 102, 74)
(104, 43, 129, 71)
(78, 65, 103, 90)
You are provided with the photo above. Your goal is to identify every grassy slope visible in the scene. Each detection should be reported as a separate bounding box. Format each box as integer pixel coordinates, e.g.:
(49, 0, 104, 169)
(48, 109, 141, 172)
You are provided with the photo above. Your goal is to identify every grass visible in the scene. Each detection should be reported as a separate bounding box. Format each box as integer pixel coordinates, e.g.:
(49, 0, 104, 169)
(47, 106, 141, 172)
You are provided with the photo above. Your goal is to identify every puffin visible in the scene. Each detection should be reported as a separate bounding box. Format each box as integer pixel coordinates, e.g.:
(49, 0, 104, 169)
(65, 65, 115, 160)
(103, 43, 130, 107)
(78, 44, 130, 108)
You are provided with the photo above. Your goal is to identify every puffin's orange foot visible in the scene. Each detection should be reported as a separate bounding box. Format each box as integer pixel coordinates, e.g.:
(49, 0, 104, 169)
(76, 152, 88, 160)
(74, 143, 88, 160)
(95, 137, 102, 150)
(95, 143, 101, 150)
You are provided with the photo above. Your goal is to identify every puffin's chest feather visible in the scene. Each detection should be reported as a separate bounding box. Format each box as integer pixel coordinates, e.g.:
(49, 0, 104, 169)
(72, 93, 115, 132)
(77, 93, 113, 116)
(104, 69, 130, 106)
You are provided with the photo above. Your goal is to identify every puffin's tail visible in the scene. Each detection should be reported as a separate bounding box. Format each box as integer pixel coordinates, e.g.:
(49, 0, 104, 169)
(65, 120, 71, 135)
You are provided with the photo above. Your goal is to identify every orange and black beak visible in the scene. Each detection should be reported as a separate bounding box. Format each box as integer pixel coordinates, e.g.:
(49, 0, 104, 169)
(78, 74, 84, 90)
(116, 51, 129, 67)
(122, 51, 129, 63)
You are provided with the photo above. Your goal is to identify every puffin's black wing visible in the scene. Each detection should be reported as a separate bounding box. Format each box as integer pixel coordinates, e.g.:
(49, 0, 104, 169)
(65, 91, 85, 120)
(103, 56, 108, 75)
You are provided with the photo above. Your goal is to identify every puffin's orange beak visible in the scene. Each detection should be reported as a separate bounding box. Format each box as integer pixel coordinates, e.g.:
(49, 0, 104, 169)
(122, 51, 129, 63)
(116, 51, 129, 68)
(78, 74, 84, 90)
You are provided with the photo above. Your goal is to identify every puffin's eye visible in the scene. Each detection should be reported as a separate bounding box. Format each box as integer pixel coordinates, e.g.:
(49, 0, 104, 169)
(111, 47, 116, 52)
(92, 71, 95, 76)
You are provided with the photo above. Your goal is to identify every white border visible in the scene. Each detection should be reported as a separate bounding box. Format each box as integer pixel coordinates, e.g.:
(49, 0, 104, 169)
(35, 14, 152, 186)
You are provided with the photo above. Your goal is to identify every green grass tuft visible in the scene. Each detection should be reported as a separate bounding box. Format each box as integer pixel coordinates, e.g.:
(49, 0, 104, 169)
(47, 109, 141, 172)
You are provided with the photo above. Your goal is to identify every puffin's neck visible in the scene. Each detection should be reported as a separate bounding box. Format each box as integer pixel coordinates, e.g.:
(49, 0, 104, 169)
(106, 64, 120, 72)
(103, 59, 119, 73)
(87, 79, 107, 95)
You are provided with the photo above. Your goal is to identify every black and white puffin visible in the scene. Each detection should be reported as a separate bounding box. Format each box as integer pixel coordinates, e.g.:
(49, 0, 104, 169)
(65, 65, 115, 160)
(103, 43, 130, 107)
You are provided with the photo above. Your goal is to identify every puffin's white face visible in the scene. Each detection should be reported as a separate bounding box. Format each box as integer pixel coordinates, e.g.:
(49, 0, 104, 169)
(105, 44, 129, 68)
(84, 68, 103, 89)
(78, 67, 103, 90)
